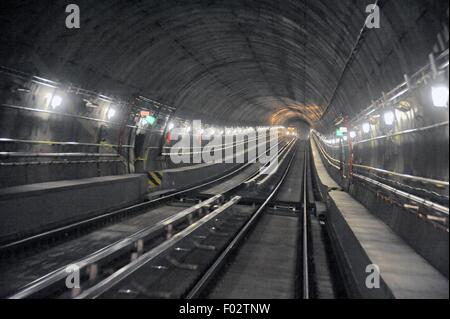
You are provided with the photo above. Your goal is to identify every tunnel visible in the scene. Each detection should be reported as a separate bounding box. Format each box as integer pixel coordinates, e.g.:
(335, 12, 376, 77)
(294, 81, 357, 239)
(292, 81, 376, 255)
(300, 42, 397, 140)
(0, 0, 448, 302)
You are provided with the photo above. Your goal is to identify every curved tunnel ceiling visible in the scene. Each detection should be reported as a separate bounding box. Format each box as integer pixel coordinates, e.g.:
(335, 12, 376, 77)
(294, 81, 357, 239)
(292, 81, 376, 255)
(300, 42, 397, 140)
(0, 0, 447, 128)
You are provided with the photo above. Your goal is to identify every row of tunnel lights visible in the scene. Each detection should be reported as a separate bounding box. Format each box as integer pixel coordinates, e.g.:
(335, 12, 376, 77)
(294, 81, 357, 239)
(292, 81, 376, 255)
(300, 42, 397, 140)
(167, 124, 286, 135)
(163, 84, 448, 138)
(42, 84, 286, 132)
(43, 82, 449, 138)
(360, 85, 449, 132)
(45, 92, 162, 128)
(324, 84, 449, 145)
(45, 93, 119, 121)
(44, 92, 288, 134)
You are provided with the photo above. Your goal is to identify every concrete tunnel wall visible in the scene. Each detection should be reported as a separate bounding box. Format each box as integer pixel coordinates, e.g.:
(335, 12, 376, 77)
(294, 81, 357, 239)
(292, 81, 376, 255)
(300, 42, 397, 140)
(0, 0, 448, 126)
(0, 1, 448, 299)
(320, 81, 449, 198)
(314, 120, 449, 278)
(0, 1, 448, 197)
(0, 79, 130, 187)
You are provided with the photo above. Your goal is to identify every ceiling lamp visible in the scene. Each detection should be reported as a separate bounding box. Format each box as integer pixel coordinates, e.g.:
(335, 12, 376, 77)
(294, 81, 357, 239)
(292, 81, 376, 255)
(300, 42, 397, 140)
(383, 111, 395, 125)
(431, 86, 449, 107)
(107, 108, 116, 120)
(362, 122, 371, 134)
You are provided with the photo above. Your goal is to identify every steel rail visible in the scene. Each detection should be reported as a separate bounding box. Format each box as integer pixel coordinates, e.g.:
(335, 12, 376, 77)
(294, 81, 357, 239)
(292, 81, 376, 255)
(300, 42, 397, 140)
(245, 138, 294, 184)
(162, 136, 279, 162)
(161, 135, 260, 155)
(8, 195, 223, 299)
(157, 136, 289, 174)
(6, 137, 292, 299)
(313, 135, 341, 169)
(302, 143, 309, 299)
(186, 140, 298, 298)
(76, 196, 242, 299)
(0, 137, 288, 251)
(256, 138, 297, 185)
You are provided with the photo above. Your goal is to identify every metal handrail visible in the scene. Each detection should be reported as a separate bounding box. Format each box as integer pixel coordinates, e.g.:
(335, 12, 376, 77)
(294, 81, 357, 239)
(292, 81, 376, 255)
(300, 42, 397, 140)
(354, 121, 450, 145)
(0, 152, 119, 158)
(0, 138, 134, 149)
(312, 133, 449, 216)
(0, 104, 150, 132)
(314, 120, 450, 148)
(352, 163, 449, 187)
(0, 159, 125, 167)
(313, 132, 449, 187)
(352, 173, 449, 216)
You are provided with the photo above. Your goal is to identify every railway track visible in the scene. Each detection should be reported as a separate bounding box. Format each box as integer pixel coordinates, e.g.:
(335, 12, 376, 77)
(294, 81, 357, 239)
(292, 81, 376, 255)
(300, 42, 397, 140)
(3, 137, 305, 299)
(72, 138, 302, 299)
(187, 141, 311, 299)
(0, 135, 288, 257)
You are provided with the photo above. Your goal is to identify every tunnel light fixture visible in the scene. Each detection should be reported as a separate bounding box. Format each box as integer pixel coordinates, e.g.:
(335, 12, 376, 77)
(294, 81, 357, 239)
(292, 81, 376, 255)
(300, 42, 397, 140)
(46, 94, 63, 109)
(362, 122, 371, 134)
(349, 131, 357, 139)
(431, 85, 449, 107)
(107, 108, 116, 120)
(168, 122, 175, 131)
(383, 111, 395, 126)
(51, 96, 63, 108)
(16, 87, 31, 93)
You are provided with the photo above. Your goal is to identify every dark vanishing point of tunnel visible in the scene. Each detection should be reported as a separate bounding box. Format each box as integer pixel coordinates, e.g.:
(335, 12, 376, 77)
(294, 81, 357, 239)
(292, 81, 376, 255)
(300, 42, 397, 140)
(0, 0, 448, 301)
